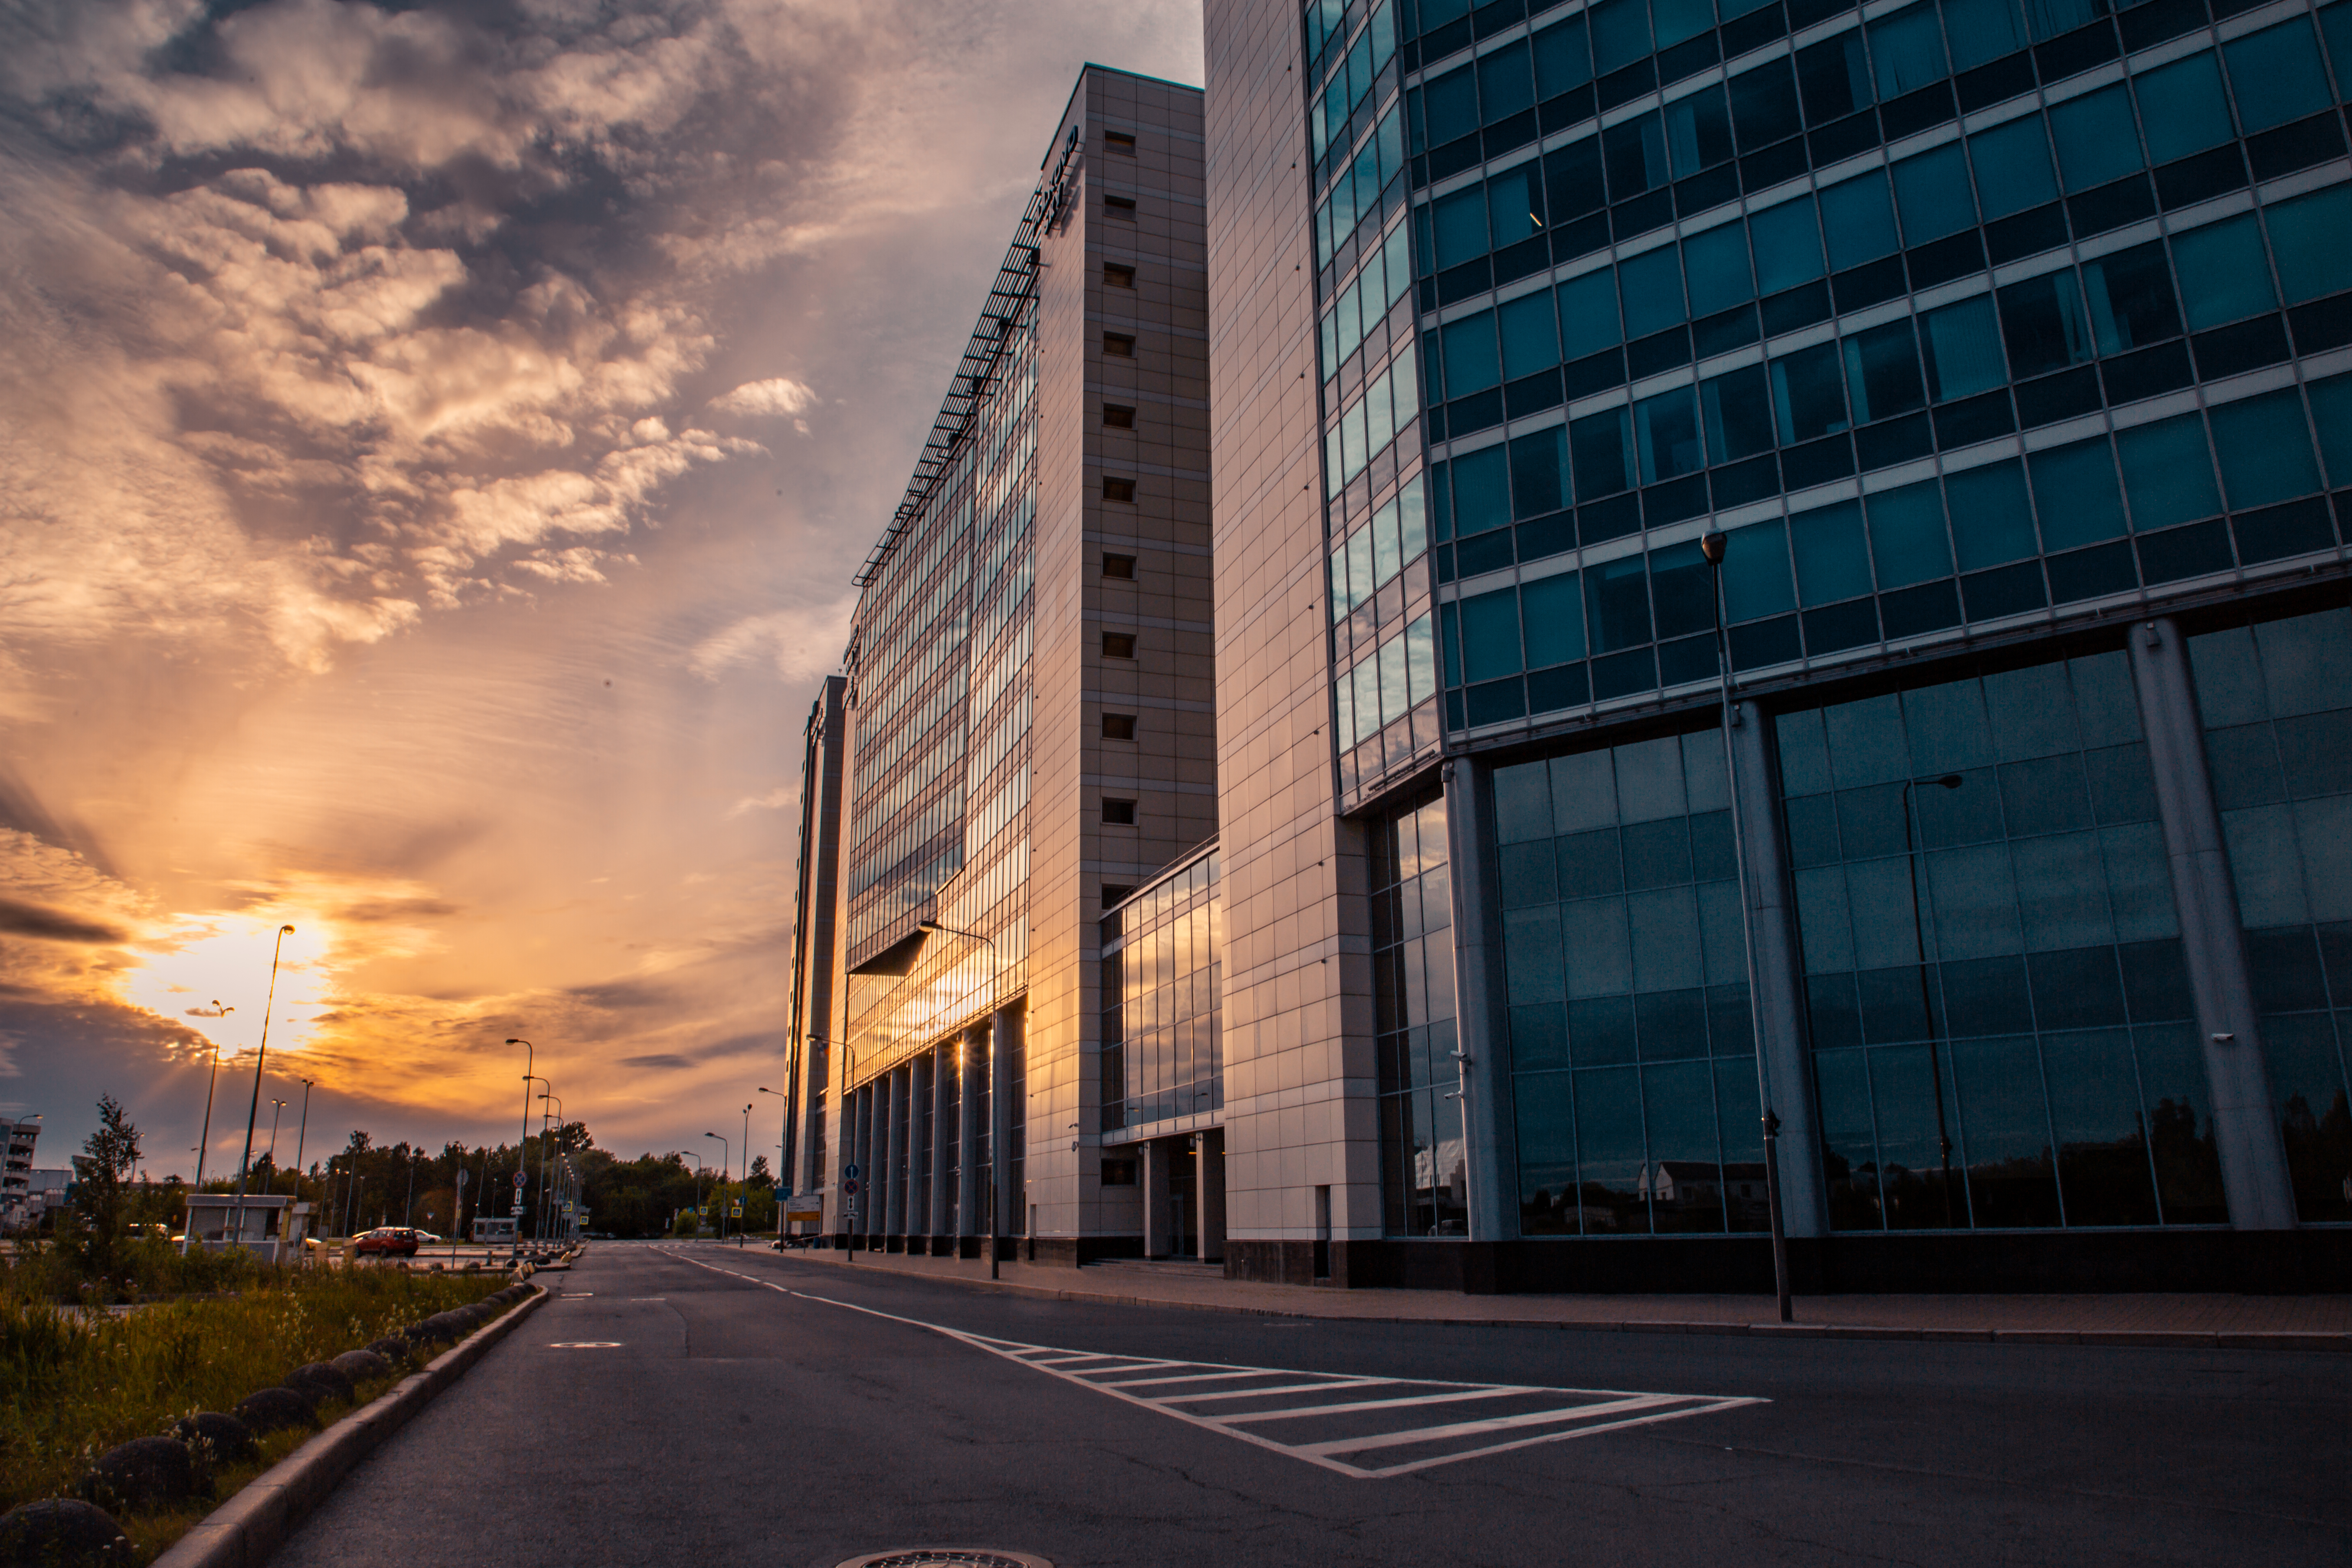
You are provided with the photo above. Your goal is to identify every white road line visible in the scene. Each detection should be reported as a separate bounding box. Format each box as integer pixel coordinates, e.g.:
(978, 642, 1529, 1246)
(1298, 1393, 1684, 1457)
(653, 1248, 1766, 1479)
(1216, 1385, 1538, 1425)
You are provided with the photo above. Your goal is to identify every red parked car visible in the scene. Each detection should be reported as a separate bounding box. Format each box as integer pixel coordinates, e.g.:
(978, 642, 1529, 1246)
(353, 1227, 421, 1257)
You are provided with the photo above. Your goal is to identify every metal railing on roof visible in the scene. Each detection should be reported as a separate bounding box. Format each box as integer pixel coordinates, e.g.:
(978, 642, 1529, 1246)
(852, 125, 1084, 589)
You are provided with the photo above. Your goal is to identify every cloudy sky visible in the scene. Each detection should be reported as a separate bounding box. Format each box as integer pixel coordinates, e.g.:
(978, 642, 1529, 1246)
(0, 0, 1202, 1178)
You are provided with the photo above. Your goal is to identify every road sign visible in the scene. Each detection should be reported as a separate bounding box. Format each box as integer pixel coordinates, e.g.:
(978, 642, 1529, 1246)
(843, 1163, 860, 1179)
(730, 1203, 743, 1218)
(840, 1178, 860, 1196)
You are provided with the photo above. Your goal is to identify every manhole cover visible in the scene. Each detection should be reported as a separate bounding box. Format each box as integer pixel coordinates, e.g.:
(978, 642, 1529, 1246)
(834, 1553, 1050, 1568)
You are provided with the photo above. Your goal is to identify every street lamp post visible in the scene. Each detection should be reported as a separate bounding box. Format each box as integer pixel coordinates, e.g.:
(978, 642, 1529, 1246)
(523, 1076, 552, 1245)
(404, 1147, 423, 1228)
(1702, 532, 1793, 1325)
(682, 1149, 704, 1235)
(506, 1040, 534, 1259)
(758, 1086, 789, 1238)
(739, 1102, 752, 1246)
(265, 1098, 287, 1182)
(1902, 773, 1967, 1226)
(191, 1002, 234, 1194)
(917, 919, 1004, 1278)
(704, 1131, 729, 1243)
(537, 1091, 564, 1246)
(290, 1079, 314, 1201)
(230, 924, 298, 1249)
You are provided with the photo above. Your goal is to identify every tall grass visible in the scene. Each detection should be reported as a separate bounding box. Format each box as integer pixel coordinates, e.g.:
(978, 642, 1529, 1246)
(0, 1262, 511, 1542)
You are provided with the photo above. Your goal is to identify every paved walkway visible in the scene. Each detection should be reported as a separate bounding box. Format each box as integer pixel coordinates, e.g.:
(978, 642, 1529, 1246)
(724, 1243, 2352, 1350)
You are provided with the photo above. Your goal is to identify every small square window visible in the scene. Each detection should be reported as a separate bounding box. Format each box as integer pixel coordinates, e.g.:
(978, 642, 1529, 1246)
(1103, 631, 1136, 658)
(1102, 476, 1136, 502)
(1103, 552, 1136, 579)
(1103, 797, 1137, 825)
(1105, 129, 1137, 153)
(1103, 403, 1136, 429)
(1104, 332, 1136, 356)
(1103, 712, 1137, 740)
(1105, 194, 1137, 217)
(1104, 263, 1136, 287)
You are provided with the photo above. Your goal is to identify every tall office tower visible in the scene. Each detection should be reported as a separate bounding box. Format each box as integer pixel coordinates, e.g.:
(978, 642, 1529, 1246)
(784, 675, 848, 1201)
(1204, 0, 2352, 1288)
(809, 67, 1214, 1258)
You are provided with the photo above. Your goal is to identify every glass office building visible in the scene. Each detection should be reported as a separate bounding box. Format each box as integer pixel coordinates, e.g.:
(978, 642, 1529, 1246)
(1196, 0, 2350, 1287)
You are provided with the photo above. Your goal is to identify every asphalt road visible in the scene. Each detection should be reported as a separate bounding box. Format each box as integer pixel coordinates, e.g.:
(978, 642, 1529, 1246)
(271, 1241, 2351, 1568)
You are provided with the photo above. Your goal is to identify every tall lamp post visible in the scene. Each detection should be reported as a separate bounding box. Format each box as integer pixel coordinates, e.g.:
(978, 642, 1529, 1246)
(538, 1091, 564, 1244)
(506, 1040, 534, 1257)
(1701, 532, 1793, 1325)
(265, 1098, 287, 1176)
(289, 1078, 314, 1201)
(758, 1085, 789, 1237)
(523, 1076, 552, 1244)
(191, 1002, 234, 1191)
(819, 1038, 862, 1260)
(920, 918, 1004, 1278)
(682, 1149, 704, 1235)
(1901, 773, 1967, 1226)
(704, 1131, 729, 1243)
(230, 924, 298, 1248)
(739, 1102, 753, 1246)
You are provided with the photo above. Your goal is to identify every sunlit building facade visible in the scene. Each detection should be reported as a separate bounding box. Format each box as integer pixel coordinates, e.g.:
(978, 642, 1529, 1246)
(1196, 0, 2352, 1288)
(808, 67, 1216, 1259)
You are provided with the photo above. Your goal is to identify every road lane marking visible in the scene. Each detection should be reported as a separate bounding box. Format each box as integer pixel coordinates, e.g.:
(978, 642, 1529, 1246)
(654, 1247, 1766, 1479)
(547, 1341, 622, 1348)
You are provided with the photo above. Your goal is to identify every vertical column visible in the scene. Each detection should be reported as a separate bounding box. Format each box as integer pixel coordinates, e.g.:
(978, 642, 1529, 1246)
(884, 1068, 908, 1239)
(2131, 616, 2297, 1229)
(1197, 1129, 1226, 1263)
(1142, 1139, 1173, 1257)
(959, 1025, 985, 1241)
(991, 1001, 1020, 1245)
(929, 1043, 952, 1250)
(909, 1053, 932, 1240)
(864, 1082, 884, 1239)
(1441, 757, 1520, 1242)
(1732, 702, 1828, 1237)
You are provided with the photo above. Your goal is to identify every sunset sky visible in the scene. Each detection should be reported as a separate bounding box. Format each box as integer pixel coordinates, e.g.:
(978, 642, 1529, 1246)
(0, 0, 1203, 1178)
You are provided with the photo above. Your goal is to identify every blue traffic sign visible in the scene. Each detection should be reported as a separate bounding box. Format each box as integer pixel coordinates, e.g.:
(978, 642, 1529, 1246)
(843, 1163, 860, 1179)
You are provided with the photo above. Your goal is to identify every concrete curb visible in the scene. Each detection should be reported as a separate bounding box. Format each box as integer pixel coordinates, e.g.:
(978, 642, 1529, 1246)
(784, 1250, 2352, 1352)
(151, 1285, 548, 1568)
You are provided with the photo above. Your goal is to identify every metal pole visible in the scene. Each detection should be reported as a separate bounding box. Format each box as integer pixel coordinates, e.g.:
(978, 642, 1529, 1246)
(742, 1102, 752, 1245)
(506, 1040, 533, 1261)
(1704, 532, 1792, 1324)
(1902, 776, 1965, 1226)
(291, 1080, 313, 1204)
(230, 927, 296, 1250)
(192, 1003, 233, 1194)
(704, 1132, 728, 1242)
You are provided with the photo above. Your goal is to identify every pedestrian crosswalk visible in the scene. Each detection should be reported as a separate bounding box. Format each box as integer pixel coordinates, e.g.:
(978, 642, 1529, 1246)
(947, 1332, 1764, 1477)
(661, 1250, 1764, 1478)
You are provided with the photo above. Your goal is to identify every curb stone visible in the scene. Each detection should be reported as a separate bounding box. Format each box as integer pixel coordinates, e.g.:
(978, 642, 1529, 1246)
(771, 1250, 2352, 1352)
(150, 1284, 546, 1568)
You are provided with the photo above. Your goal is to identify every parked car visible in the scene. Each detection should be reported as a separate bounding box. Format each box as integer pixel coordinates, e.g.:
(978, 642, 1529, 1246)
(353, 1227, 421, 1257)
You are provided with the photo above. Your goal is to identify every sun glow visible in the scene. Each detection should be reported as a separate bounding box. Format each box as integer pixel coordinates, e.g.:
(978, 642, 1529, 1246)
(125, 913, 334, 1069)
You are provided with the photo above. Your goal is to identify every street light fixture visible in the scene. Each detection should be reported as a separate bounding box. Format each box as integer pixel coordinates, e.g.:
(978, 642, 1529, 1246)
(1901, 773, 1967, 1226)
(507, 1040, 534, 1260)
(524, 1076, 552, 1244)
(918, 918, 1005, 1278)
(191, 1002, 233, 1192)
(266, 1098, 287, 1174)
(1701, 531, 1792, 1325)
(537, 1090, 564, 1245)
(290, 1078, 314, 1203)
(758, 1086, 790, 1238)
(682, 1148, 704, 1235)
(229, 924, 297, 1248)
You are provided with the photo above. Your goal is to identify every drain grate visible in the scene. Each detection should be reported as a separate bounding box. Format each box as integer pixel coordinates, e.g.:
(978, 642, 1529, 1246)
(834, 1553, 1050, 1568)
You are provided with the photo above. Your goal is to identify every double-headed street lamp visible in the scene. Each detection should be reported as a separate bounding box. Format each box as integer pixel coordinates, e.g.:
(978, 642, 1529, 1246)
(919, 918, 1004, 1278)
(704, 1131, 729, 1242)
(539, 1090, 564, 1244)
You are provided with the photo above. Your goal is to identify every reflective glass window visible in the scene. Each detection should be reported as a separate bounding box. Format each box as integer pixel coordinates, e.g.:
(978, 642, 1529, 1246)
(1728, 58, 1804, 149)
(1452, 444, 1512, 535)
(2189, 608, 2352, 1222)
(2208, 390, 2322, 510)
(1782, 657, 2212, 1230)
(1772, 341, 1850, 443)
(1533, 16, 1595, 97)
(1870, 3, 1951, 97)
(1920, 294, 2007, 403)
(1798, 32, 1873, 124)
(1572, 405, 1636, 496)
(1968, 115, 2059, 221)
(1479, 39, 1538, 123)
(2028, 438, 2125, 550)
(1666, 87, 1737, 177)
(2223, 18, 2334, 134)
(1997, 270, 2091, 379)
(1423, 63, 1479, 145)
(1702, 362, 1776, 461)
(1792, 500, 1873, 605)
(1499, 290, 1562, 378)
(2264, 184, 2352, 306)
(1546, 135, 1607, 219)
(2312, 371, 2352, 488)
(1372, 796, 1463, 1236)
(1521, 573, 1587, 667)
(1619, 244, 1688, 338)
(1942, 0, 2031, 70)
(1721, 518, 1796, 621)
(1749, 195, 1826, 291)
(1684, 223, 1756, 315)
(2169, 215, 2277, 332)
(2132, 52, 2234, 165)
(2080, 242, 2180, 355)
(1605, 112, 1672, 199)
(1590, 0, 1655, 73)
(1460, 587, 1524, 680)
(1819, 172, 1900, 269)
(1635, 386, 1706, 483)
(2115, 414, 2222, 532)
(2047, 87, 2144, 193)
(1488, 164, 1547, 249)
(1866, 480, 1954, 589)
(1510, 426, 1570, 516)
(1893, 144, 1977, 245)
(1844, 319, 1927, 424)
(1944, 457, 2039, 571)
(1654, 0, 1717, 49)
(1432, 185, 1489, 269)
(1584, 554, 1655, 650)
(1441, 310, 1501, 396)
(1558, 267, 1624, 358)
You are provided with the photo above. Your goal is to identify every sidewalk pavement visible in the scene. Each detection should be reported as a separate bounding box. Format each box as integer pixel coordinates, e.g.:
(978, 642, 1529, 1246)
(755, 1243, 2352, 1350)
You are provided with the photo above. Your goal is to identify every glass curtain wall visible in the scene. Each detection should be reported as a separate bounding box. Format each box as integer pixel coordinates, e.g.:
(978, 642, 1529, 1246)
(2189, 606, 2352, 1222)
(1781, 651, 2226, 1229)
(1100, 851, 1224, 1134)
(1372, 793, 1466, 1234)
(1494, 730, 1764, 1234)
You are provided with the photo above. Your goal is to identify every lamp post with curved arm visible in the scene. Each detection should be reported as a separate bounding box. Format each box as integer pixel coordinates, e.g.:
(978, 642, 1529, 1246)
(230, 924, 297, 1249)
(523, 1076, 552, 1245)
(682, 1149, 704, 1235)
(290, 1078, 314, 1202)
(190, 1002, 233, 1194)
(538, 1090, 563, 1245)
(918, 918, 1005, 1278)
(757, 1086, 790, 1239)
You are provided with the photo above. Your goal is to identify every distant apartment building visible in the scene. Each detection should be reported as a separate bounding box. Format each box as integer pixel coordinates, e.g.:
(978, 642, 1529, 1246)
(799, 67, 1216, 1258)
(0, 1116, 39, 1232)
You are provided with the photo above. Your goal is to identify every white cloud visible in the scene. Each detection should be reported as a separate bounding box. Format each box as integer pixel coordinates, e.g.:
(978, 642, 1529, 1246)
(708, 377, 815, 419)
(689, 604, 853, 685)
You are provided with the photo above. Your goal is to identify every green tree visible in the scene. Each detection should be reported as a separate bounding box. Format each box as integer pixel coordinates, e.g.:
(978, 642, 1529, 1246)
(71, 1096, 143, 1281)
